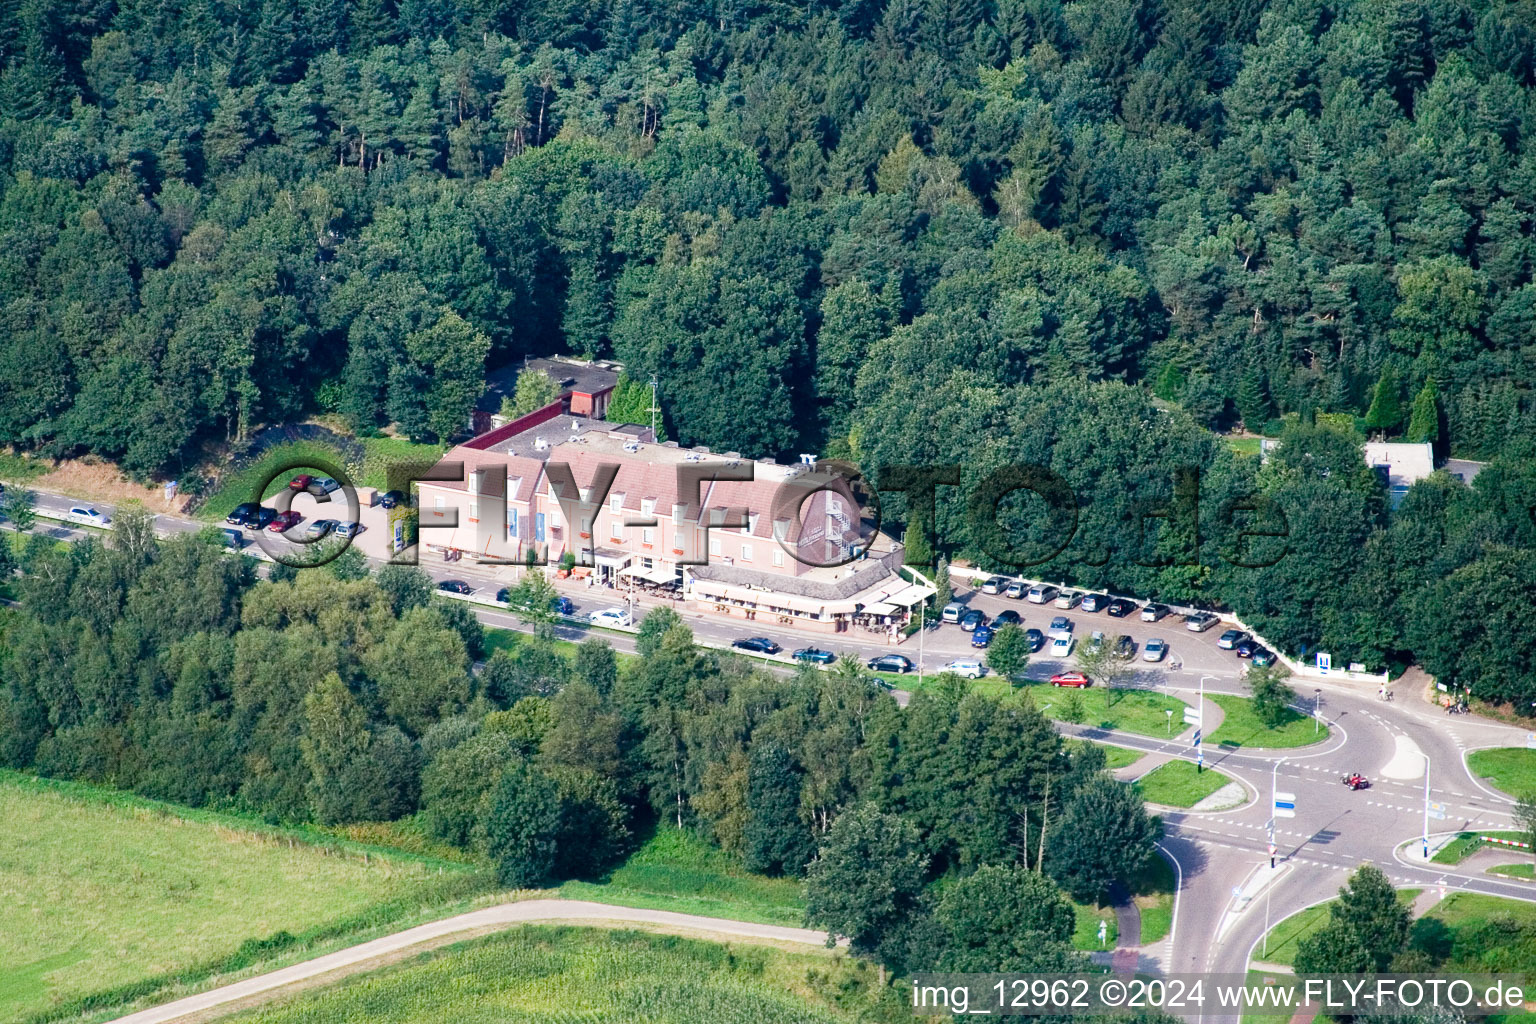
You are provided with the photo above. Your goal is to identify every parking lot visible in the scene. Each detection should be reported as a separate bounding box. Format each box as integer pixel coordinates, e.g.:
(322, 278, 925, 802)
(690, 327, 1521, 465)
(933, 576, 1254, 685)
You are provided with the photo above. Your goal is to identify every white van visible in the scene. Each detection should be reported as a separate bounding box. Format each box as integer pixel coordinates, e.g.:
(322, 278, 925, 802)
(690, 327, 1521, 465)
(1027, 584, 1057, 604)
(941, 602, 966, 624)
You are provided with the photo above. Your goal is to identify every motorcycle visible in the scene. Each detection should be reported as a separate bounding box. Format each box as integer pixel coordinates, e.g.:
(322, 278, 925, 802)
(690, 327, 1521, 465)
(1341, 773, 1370, 790)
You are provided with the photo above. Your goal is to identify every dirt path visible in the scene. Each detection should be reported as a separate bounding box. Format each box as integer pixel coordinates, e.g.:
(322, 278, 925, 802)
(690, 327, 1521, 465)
(103, 899, 833, 1024)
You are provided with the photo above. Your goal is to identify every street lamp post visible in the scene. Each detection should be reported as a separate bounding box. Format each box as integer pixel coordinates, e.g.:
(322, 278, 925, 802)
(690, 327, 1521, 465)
(1196, 675, 1216, 773)
(1269, 757, 1285, 869)
(918, 603, 925, 688)
(1165, 708, 1173, 736)
(1314, 688, 1322, 735)
(1422, 754, 1431, 859)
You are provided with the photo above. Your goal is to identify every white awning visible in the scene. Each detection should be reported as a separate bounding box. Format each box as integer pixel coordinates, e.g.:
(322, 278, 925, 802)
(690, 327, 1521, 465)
(643, 565, 679, 584)
(824, 600, 860, 615)
(619, 564, 647, 577)
(862, 601, 897, 616)
(884, 583, 935, 606)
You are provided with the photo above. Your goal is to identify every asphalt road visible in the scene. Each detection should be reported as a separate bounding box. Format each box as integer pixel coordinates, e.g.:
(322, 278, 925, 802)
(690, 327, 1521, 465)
(13, 485, 1536, 1024)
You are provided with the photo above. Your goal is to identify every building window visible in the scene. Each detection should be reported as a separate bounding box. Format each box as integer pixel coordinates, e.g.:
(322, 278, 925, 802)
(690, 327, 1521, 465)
(741, 544, 752, 561)
(748, 513, 759, 534)
(610, 492, 624, 513)
(642, 527, 655, 545)
(510, 477, 522, 499)
(772, 548, 784, 567)
(641, 498, 656, 517)
(610, 518, 623, 540)
(509, 508, 519, 537)
(580, 516, 591, 535)
(535, 512, 546, 541)
(673, 532, 683, 550)
(469, 502, 479, 521)
(468, 472, 479, 494)
(709, 538, 721, 556)
(434, 496, 445, 511)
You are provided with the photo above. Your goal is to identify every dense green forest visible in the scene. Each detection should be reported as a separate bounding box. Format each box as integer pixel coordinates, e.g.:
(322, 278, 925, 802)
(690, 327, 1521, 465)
(0, 521, 1160, 980)
(1, 0, 1535, 688)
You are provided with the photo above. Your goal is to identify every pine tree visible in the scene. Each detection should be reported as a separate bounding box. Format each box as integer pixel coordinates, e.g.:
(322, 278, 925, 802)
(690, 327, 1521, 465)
(347, 0, 397, 52)
(1363, 367, 1404, 434)
(933, 556, 953, 611)
(903, 510, 933, 568)
(1235, 366, 1273, 431)
(742, 743, 814, 877)
(1405, 378, 1440, 446)
(1153, 362, 1187, 402)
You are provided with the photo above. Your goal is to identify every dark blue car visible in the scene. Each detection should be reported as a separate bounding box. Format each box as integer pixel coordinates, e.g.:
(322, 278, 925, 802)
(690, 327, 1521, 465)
(971, 625, 995, 648)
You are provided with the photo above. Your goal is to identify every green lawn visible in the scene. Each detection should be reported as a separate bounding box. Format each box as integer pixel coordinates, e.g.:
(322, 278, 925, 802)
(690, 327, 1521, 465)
(223, 926, 884, 1024)
(0, 772, 486, 1024)
(1466, 748, 1536, 800)
(357, 437, 449, 490)
(559, 826, 806, 928)
(1431, 831, 1529, 865)
(1134, 759, 1235, 808)
(1255, 889, 1422, 969)
(1421, 891, 1536, 930)
(1226, 437, 1265, 456)
(0, 450, 50, 481)
(1489, 863, 1534, 878)
(200, 441, 359, 522)
(1130, 853, 1177, 944)
(1073, 902, 1118, 951)
(1206, 694, 1329, 749)
(1035, 685, 1192, 738)
(481, 625, 636, 671)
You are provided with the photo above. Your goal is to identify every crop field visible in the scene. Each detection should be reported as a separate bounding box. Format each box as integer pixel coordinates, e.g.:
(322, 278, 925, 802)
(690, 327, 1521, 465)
(224, 926, 882, 1024)
(0, 773, 483, 1023)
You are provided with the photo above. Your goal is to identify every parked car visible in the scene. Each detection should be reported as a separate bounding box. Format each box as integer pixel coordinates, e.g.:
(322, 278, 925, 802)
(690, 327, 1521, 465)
(1140, 603, 1170, 622)
(1080, 593, 1107, 612)
(941, 602, 966, 624)
(554, 597, 575, 616)
(1027, 584, 1057, 604)
(942, 659, 988, 679)
(309, 477, 342, 495)
(1217, 629, 1250, 650)
(249, 507, 276, 529)
(1051, 671, 1090, 687)
(1050, 634, 1074, 658)
(302, 519, 336, 540)
(793, 647, 837, 665)
(288, 474, 315, 492)
(867, 653, 914, 674)
(226, 502, 261, 526)
(589, 607, 633, 628)
(1115, 635, 1137, 657)
(1023, 628, 1045, 652)
(981, 576, 1008, 594)
(971, 625, 995, 648)
(437, 579, 473, 595)
(732, 637, 783, 655)
(219, 528, 246, 550)
(1234, 639, 1259, 658)
(379, 489, 407, 509)
(1086, 630, 1106, 653)
(67, 505, 111, 528)
(960, 609, 987, 632)
(1048, 615, 1074, 639)
(1251, 648, 1276, 667)
(267, 510, 302, 532)
(1106, 598, 1138, 617)
(1143, 638, 1168, 662)
(1055, 590, 1080, 609)
(993, 609, 1023, 627)
(1185, 612, 1219, 632)
(334, 520, 363, 538)
(1005, 580, 1027, 599)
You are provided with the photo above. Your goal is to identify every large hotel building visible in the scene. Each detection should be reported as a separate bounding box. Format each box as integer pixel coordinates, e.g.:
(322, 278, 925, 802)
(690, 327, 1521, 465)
(415, 359, 933, 635)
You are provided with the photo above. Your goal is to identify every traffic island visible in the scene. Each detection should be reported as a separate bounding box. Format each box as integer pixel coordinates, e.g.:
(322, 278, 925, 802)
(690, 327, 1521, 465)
(1134, 760, 1248, 810)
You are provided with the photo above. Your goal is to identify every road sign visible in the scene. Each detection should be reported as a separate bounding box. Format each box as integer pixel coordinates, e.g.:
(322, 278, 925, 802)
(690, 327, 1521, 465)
(1191, 728, 1202, 748)
(1273, 791, 1296, 818)
(1428, 801, 1447, 821)
(394, 521, 405, 552)
(1316, 652, 1331, 675)
(1183, 706, 1201, 726)
(1097, 920, 1108, 946)
(1527, 732, 1536, 750)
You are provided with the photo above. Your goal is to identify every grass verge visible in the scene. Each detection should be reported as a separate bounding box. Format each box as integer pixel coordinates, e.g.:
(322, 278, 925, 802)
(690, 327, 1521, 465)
(219, 926, 891, 1024)
(1430, 831, 1529, 865)
(559, 826, 806, 928)
(1036, 686, 1191, 738)
(1253, 889, 1420, 970)
(1466, 748, 1536, 800)
(1130, 853, 1176, 944)
(1135, 759, 1235, 808)
(1489, 863, 1534, 878)
(1072, 903, 1117, 951)
(0, 771, 490, 1024)
(1206, 694, 1329, 749)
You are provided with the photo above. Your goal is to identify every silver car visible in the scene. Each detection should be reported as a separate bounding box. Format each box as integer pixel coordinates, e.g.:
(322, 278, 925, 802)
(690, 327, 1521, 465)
(1143, 638, 1168, 662)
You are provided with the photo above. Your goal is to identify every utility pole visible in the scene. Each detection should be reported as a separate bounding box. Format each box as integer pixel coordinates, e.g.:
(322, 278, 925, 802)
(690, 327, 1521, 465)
(1268, 757, 1285, 869)
(1314, 688, 1322, 735)
(1196, 674, 1214, 773)
(918, 602, 925, 688)
(648, 374, 659, 439)
(1422, 754, 1431, 859)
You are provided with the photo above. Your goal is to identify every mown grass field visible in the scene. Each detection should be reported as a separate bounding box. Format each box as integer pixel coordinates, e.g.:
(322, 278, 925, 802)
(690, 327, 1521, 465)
(1035, 685, 1191, 738)
(1206, 694, 1329, 749)
(1135, 759, 1234, 808)
(224, 926, 892, 1024)
(560, 826, 806, 928)
(0, 772, 485, 1024)
(1254, 889, 1421, 969)
(1130, 853, 1177, 944)
(1466, 747, 1536, 799)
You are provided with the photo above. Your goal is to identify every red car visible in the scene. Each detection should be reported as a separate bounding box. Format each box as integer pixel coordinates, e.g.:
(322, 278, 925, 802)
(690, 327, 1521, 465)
(1050, 672, 1091, 687)
(267, 510, 303, 532)
(288, 474, 315, 491)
